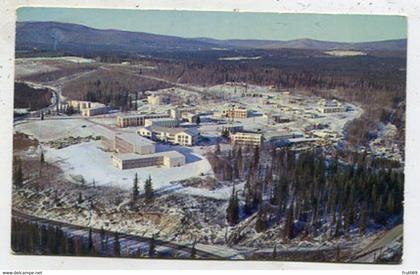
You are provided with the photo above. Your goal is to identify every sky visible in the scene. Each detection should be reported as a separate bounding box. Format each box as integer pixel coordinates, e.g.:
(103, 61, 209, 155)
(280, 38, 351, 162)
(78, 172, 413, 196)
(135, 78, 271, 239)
(16, 7, 407, 43)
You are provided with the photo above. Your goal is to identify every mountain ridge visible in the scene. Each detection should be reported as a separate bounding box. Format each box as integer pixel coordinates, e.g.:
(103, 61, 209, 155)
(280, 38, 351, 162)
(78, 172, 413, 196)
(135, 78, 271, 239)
(16, 21, 407, 53)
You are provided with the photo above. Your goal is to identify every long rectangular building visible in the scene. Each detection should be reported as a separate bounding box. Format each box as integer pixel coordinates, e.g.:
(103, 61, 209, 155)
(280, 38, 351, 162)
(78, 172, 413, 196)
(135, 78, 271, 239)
(230, 131, 263, 146)
(117, 113, 170, 128)
(138, 126, 199, 146)
(112, 151, 185, 170)
(102, 132, 156, 155)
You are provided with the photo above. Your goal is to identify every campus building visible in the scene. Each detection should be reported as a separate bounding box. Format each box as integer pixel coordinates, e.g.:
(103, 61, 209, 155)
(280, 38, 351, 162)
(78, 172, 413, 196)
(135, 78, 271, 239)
(66, 100, 112, 117)
(102, 132, 156, 155)
(102, 132, 186, 170)
(138, 126, 199, 146)
(230, 131, 263, 146)
(317, 100, 348, 113)
(144, 118, 180, 128)
(112, 151, 185, 169)
(222, 107, 249, 119)
(117, 113, 170, 128)
(147, 94, 170, 105)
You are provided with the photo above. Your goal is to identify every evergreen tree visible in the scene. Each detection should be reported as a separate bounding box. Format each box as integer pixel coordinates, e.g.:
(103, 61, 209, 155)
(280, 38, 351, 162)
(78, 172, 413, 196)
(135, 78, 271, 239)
(255, 208, 268, 233)
(148, 234, 156, 257)
(191, 240, 197, 259)
(40, 150, 45, 165)
(88, 227, 93, 254)
(13, 159, 24, 187)
(77, 192, 83, 205)
(113, 231, 120, 257)
(226, 187, 240, 225)
(144, 175, 154, 204)
(284, 204, 294, 240)
(244, 177, 254, 215)
(215, 142, 221, 155)
(132, 173, 139, 204)
(272, 244, 277, 259)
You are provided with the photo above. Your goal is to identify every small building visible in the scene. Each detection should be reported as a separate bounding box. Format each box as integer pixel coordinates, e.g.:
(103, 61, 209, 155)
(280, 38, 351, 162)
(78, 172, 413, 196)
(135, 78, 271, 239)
(144, 118, 180, 128)
(112, 151, 185, 170)
(230, 131, 263, 146)
(117, 113, 170, 127)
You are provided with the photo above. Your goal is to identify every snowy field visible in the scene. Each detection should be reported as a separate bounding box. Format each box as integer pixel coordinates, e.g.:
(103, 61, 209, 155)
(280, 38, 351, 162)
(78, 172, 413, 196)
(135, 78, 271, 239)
(14, 118, 115, 142)
(45, 141, 215, 196)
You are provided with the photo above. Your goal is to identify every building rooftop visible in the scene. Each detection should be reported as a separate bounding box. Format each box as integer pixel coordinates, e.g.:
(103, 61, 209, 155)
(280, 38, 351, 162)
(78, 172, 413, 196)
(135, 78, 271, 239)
(115, 132, 155, 146)
(141, 126, 199, 136)
(117, 112, 169, 119)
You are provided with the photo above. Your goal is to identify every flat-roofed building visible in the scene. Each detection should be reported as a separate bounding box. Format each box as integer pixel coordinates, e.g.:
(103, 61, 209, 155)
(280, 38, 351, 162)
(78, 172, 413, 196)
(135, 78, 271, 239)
(317, 99, 348, 113)
(147, 94, 170, 105)
(170, 107, 197, 120)
(230, 131, 263, 146)
(117, 113, 170, 128)
(67, 100, 93, 110)
(103, 132, 156, 155)
(81, 105, 113, 117)
(222, 107, 249, 119)
(221, 124, 244, 134)
(138, 126, 199, 146)
(112, 151, 185, 170)
(144, 118, 179, 128)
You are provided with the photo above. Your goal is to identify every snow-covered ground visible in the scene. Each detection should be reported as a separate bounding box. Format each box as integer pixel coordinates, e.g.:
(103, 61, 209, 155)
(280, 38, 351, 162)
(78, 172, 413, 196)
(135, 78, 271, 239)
(45, 141, 213, 193)
(14, 118, 114, 142)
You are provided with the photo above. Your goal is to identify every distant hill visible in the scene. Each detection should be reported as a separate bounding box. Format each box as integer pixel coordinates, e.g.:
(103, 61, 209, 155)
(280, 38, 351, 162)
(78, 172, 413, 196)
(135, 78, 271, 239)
(196, 37, 407, 52)
(16, 21, 407, 54)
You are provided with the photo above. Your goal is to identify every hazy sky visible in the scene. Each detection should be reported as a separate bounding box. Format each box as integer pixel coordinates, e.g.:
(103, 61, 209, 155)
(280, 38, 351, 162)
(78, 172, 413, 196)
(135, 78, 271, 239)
(16, 7, 407, 42)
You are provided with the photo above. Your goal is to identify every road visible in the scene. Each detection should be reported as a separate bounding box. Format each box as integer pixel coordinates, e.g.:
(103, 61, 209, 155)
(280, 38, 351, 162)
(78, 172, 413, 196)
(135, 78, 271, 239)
(12, 209, 225, 259)
(350, 224, 403, 262)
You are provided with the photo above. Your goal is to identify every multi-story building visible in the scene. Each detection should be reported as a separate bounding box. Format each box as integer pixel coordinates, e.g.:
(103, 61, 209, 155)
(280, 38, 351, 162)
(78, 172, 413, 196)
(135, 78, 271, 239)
(221, 124, 244, 134)
(222, 107, 249, 119)
(117, 113, 170, 128)
(138, 126, 199, 146)
(112, 151, 185, 169)
(230, 131, 263, 146)
(147, 94, 170, 105)
(144, 118, 180, 128)
(170, 107, 197, 120)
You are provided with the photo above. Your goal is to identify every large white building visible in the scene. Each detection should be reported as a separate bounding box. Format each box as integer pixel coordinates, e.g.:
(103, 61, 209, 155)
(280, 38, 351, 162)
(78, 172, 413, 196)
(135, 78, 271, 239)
(103, 132, 156, 155)
(117, 113, 170, 127)
(102, 132, 186, 170)
(144, 118, 180, 128)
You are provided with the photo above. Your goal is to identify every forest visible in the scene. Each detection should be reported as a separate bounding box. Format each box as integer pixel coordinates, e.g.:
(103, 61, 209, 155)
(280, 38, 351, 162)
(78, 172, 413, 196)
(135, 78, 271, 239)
(14, 82, 52, 111)
(209, 143, 403, 240)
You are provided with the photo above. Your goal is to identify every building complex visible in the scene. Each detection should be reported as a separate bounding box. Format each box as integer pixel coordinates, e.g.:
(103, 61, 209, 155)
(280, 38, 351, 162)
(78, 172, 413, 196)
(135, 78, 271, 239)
(102, 132, 185, 170)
